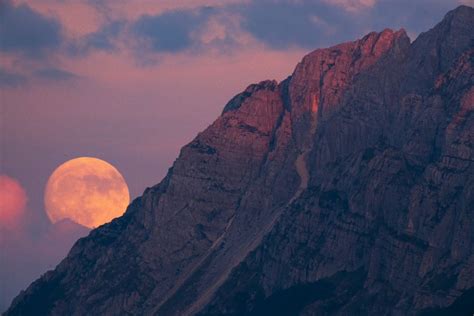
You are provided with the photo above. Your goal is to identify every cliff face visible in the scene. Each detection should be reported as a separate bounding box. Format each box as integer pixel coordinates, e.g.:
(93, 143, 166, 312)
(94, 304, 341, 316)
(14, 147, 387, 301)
(6, 6, 474, 316)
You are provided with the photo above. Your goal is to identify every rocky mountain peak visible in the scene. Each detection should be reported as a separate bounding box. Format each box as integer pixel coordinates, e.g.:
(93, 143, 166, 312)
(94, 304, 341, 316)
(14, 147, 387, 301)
(443, 4, 474, 24)
(288, 27, 410, 148)
(405, 5, 474, 94)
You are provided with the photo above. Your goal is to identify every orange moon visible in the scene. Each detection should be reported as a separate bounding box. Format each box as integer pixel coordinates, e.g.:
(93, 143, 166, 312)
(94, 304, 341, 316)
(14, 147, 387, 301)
(44, 157, 130, 228)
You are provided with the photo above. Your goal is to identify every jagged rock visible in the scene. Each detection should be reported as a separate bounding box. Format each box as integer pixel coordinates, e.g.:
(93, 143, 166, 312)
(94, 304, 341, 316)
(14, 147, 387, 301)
(6, 5, 474, 316)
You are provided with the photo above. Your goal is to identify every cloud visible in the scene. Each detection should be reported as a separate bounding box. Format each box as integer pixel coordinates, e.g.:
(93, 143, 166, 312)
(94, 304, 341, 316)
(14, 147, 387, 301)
(0, 69, 26, 87)
(34, 68, 80, 81)
(458, 0, 474, 6)
(124, 1, 360, 56)
(237, 1, 358, 49)
(0, 175, 27, 228)
(69, 20, 126, 55)
(323, 0, 377, 12)
(0, 67, 79, 88)
(83, 21, 124, 51)
(130, 7, 216, 53)
(0, 0, 63, 58)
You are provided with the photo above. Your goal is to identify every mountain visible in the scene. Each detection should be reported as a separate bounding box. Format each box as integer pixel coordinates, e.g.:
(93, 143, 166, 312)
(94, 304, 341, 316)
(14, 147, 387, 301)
(6, 5, 474, 315)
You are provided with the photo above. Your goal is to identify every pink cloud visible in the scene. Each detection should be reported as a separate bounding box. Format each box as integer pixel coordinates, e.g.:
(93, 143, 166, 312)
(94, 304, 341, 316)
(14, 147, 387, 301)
(459, 0, 474, 6)
(95, 0, 248, 21)
(14, 0, 248, 38)
(323, 0, 377, 12)
(13, 0, 103, 36)
(0, 175, 27, 229)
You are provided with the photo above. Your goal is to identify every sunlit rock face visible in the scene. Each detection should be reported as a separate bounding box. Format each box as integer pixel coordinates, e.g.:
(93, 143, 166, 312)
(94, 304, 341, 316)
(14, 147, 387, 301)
(6, 5, 474, 316)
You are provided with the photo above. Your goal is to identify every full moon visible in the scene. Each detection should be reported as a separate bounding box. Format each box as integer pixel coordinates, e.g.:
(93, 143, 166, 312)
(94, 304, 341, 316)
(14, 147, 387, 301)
(44, 157, 130, 228)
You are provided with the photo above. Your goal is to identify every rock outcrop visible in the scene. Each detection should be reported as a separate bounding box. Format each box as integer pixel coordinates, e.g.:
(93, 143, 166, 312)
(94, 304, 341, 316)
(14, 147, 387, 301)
(6, 5, 474, 316)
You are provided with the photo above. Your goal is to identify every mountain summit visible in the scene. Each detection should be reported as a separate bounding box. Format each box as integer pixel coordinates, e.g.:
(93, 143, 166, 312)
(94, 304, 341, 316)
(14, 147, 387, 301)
(6, 5, 474, 315)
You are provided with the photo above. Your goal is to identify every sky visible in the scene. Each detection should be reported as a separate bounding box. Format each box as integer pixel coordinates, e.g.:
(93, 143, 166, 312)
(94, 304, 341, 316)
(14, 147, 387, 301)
(0, 0, 472, 311)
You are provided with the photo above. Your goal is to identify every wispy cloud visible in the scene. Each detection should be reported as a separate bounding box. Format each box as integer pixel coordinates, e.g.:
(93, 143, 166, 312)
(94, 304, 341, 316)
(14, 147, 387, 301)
(68, 20, 126, 56)
(237, 1, 355, 49)
(34, 68, 80, 81)
(130, 7, 216, 53)
(323, 0, 377, 12)
(0, 68, 26, 87)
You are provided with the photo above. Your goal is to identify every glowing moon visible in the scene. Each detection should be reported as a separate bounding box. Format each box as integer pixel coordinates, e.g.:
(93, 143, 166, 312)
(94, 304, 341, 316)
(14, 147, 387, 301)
(44, 157, 130, 228)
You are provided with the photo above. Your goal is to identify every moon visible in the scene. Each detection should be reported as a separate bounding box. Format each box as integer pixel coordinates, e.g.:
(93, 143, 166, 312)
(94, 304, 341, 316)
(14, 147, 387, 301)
(44, 157, 130, 228)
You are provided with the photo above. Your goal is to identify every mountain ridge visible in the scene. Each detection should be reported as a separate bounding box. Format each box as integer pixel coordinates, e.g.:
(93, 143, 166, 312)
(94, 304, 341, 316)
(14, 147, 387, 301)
(6, 5, 474, 315)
